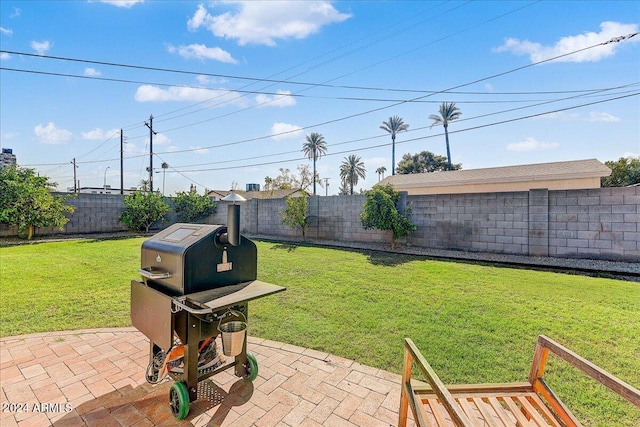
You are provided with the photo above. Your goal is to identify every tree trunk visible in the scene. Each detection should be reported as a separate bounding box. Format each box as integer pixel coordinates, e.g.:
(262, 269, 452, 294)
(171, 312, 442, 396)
(444, 124, 452, 170)
(27, 224, 34, 240)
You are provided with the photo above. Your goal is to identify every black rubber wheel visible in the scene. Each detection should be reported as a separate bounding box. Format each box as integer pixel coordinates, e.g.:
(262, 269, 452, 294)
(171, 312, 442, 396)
(244, 352, 259, 382)
(169, 381, 190, 420)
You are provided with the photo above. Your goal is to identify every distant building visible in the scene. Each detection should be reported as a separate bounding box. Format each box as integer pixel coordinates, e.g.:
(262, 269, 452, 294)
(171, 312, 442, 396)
(208, 188, 305, 200)
(378, 159, 611, 195)
(71, 186, 138, 195)
(246, 183, 260, 192)
(0, 148, 17, 169)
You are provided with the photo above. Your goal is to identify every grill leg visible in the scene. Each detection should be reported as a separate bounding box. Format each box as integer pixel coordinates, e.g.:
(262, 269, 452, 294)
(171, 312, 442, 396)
(184, 313, 200, 402)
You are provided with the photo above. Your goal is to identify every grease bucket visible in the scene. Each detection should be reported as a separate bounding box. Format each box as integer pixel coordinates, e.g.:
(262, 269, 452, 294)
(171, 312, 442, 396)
(218, 310, 247, 357)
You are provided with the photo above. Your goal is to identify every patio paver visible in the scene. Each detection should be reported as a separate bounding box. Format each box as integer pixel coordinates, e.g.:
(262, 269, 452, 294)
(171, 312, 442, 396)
(0, 328, 415, 426)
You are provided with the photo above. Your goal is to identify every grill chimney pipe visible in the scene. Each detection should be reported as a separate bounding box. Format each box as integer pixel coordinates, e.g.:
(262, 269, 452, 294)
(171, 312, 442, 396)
(218, 193, 246, 247)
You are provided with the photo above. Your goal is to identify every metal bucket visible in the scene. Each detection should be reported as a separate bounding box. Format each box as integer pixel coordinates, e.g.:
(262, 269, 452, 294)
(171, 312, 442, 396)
(218, 310, 247, 357)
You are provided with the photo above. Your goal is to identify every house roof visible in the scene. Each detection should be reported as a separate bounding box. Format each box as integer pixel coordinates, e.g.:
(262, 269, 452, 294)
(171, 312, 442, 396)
(379, 159, 611, 189)
(207, 189, 304, 200)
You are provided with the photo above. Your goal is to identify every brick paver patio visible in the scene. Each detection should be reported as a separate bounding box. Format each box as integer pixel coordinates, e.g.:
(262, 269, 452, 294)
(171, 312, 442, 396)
(0, 328, 415, 426)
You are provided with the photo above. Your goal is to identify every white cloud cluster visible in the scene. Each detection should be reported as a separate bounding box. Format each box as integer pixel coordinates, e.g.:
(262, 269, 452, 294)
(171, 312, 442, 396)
(98, 0, 144, 8)
(81, 128, 119, 140)
(187, 1, 352, 46)
(506, 137, 559, 152)
(84, 67, 101, 77)
(34, 122, 72, 144)
(538, 111, 620, 122)
(494, 21, 639, 63)
(270, 122, 303, 140)
(0, 27, 12, 36)
(167, 43, 237, 64)
(31, 40, 52, 55)
(134, 84, 246, 106)
(256, 90, 296, 107)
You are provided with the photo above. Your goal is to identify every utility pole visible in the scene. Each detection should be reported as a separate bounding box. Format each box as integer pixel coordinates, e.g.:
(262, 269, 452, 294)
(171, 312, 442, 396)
(144, 115, 157, 193)
(71, 158, 78, 193)
(324, 178, 330, 196)
(120, 129, 124, 195)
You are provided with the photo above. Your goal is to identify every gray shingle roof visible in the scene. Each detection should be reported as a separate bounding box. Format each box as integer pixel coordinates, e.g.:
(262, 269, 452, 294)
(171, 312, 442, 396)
(379, 159, 611, 188)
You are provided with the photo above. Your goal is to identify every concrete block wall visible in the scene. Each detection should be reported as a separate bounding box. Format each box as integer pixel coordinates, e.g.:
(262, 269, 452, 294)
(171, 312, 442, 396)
(405, 191, 530, 255)
(0, 193, 128, 237)
(548, 187, 639, 261)
(2, 187, 638, 263)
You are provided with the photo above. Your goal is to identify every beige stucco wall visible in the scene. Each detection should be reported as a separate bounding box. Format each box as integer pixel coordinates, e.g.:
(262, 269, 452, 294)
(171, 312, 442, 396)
(396, 177, 602, 195)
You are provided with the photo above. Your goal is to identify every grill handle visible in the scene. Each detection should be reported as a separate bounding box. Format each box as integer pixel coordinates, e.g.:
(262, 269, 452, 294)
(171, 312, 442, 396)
(139, 268, 171, 280)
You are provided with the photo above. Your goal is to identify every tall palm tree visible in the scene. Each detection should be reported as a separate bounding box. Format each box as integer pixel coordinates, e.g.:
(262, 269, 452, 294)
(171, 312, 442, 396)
(301, 132, 328, 196)
(429, 102, 461, 170)
(340, 154, 366, 195)
(380, 115, 409, 175)
(161, 162, 169, 195)
(375, 166, 387, 182)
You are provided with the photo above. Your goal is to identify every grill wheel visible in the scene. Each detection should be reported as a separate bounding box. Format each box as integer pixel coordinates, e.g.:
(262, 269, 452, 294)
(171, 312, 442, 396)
(244, 352, 259, 382)
(169, 381, 189, 420)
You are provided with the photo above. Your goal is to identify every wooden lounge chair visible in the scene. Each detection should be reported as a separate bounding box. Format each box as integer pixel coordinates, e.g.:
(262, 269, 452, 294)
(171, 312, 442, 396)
(399, 335, 640, 426)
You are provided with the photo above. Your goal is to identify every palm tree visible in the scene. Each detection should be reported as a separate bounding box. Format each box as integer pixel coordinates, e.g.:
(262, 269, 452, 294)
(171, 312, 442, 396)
(340, 154, 366, 195)
(375, 166, 387, 182)
(380, 115, 409, 175)
(161, 162, 169, 195)
(429, 102, 461, 170)
(301, 132, 328, 196)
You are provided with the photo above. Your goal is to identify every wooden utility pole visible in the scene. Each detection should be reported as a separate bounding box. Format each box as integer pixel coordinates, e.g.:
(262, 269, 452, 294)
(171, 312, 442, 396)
(144, 115, 157, 193)
(120, 129, 124, 195)
(71, 158, 78, 193)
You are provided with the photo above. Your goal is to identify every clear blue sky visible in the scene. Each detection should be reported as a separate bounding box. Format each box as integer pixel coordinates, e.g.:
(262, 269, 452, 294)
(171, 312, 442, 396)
(1, 1, 638, 195)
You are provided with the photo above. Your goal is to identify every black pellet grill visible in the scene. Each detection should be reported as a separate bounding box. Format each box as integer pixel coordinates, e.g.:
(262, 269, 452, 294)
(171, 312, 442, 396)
(131, 202, 284, 420)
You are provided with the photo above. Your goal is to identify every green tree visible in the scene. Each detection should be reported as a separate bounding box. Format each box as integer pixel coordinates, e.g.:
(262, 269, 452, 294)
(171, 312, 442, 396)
(119, 190, 170, 233)
(360, 183, 415, 247)
(396, 151, 462, 174)
(380, 115, 409, 175)
(0, 167, 75, 239)
(375, 166, 387, 182)
(172, 188, 217, 222)
(302, 132, 328, 196)
(429, 102, 461, 170)
(340, 154, 366, 195)
(601, 156, 640, 187)
(279, 193, 309, 237)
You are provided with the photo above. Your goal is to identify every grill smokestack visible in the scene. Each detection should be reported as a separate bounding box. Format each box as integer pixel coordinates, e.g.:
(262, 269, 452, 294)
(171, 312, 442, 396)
(219, 193, 246, 247)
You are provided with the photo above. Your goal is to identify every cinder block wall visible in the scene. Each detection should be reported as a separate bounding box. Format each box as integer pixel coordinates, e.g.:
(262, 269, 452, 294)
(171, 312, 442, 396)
(548, 187, 639, 261)
(2, 187, 638, 262)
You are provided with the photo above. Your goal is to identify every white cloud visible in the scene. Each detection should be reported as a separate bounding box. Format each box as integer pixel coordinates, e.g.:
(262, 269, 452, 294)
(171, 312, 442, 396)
(190, 146, 210, 154)
(167, 43, 238, 64)
(196, 75, 227, 85)
(98, 0, 144, 8)
(0, 27, 12, 36)
(270, 122, 303, 140)
(538, 111, 620, 122)
(0, 52, 10, 60)
(506, 137, 559, 152)
(31, 40, 52, 55)
(81, 128, 119, 140)
(134, 84, 246, 106)
(484, 83, 494, 91)
(84, 67, 101, 77)
(10, 8, 21, 18)
(34, 122, 73, 144)
(256, 90, 296, 107)
(494, 21, 639, 63)
(187, 1, 352, 46)
(152, 133, 171, 146)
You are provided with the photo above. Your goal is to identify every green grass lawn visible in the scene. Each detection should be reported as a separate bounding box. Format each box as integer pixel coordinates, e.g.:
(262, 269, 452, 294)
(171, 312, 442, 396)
(1, 238, 638, 426)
